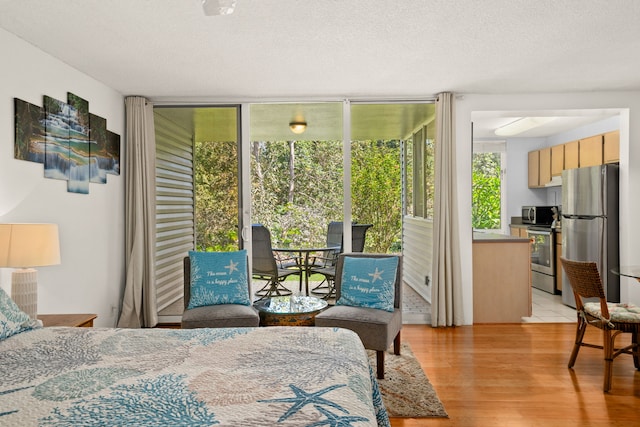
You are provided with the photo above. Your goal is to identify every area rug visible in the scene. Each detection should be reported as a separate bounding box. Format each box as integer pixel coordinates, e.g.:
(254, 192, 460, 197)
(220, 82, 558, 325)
(367, 343, 448, 418)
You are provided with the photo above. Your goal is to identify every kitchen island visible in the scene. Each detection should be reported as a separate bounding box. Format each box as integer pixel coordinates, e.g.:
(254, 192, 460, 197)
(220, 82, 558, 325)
(473, 232, 532, 323)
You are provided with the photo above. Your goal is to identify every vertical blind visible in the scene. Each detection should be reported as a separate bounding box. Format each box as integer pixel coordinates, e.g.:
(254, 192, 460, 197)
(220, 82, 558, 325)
(154, 112, 195, 311)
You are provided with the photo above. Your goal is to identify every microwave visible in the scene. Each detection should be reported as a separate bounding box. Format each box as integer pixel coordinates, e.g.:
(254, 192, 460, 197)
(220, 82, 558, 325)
(522, 206, 556, 225)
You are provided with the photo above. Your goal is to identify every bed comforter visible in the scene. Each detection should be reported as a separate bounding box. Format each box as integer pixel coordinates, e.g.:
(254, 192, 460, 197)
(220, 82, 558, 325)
(0, 326, 389, 426)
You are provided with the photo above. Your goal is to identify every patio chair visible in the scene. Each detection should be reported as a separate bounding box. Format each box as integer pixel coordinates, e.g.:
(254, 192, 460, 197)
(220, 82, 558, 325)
(560, 257, 640, 392)
(181, 253, 260, 328)
(310, 223, 372, 299)
(315, 253, 402, 379)
(252, 224, 299, 299)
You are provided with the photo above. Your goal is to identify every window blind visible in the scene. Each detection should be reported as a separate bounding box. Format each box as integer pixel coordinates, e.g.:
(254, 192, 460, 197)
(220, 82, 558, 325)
(154, 112, 194, 311)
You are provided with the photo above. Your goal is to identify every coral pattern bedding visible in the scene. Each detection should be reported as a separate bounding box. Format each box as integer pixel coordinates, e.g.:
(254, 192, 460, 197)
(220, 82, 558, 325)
(0, 325, 389, 426)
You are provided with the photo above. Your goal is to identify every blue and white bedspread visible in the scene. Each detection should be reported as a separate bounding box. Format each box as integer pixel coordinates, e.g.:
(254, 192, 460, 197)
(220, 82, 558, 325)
(0, 326, 389, 427)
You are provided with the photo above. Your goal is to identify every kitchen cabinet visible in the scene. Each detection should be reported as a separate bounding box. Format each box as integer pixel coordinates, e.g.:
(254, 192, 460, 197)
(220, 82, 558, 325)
(579, 135, 603, 167)
(555, 231, 562, 292)
(473, 235, 532, 323)
(603, 130, 620, 163)
(564, 141, 579, 169)
(510, 226, 528, 238)
(551, 144, 564, 176)
(539, 147, 552, 185)
(528, 150, 540, 188)
(527, 130, 619, 186)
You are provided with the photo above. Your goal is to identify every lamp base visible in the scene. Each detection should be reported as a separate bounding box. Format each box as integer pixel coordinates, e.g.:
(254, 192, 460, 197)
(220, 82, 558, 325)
(11, 268, 38, 320)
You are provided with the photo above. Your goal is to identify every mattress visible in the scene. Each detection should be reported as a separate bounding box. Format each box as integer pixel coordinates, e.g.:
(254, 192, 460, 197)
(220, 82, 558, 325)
(0, 325, 389, 426)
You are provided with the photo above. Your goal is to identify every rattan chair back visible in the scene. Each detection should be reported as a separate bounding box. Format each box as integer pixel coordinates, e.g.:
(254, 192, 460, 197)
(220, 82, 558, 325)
(560, 257, 609, 318)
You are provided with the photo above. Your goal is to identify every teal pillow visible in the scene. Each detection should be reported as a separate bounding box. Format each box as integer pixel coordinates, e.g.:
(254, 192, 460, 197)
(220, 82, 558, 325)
(187, 250, 250, 308)
(0, 287, 39, 340)
(336, 256, 398, 312)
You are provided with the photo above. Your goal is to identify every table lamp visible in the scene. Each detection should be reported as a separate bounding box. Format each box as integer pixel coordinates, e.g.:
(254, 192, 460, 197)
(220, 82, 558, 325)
(0, 223, 61, 320)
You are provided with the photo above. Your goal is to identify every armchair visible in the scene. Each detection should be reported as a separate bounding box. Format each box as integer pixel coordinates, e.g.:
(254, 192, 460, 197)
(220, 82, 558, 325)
(315, 253, 402, 379)
(181, 252, 260, 328)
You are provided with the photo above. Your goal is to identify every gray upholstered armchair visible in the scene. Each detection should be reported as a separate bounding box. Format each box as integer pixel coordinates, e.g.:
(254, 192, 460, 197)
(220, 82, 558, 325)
(315, 253, 402, 379)
(181, 255, 260, 328)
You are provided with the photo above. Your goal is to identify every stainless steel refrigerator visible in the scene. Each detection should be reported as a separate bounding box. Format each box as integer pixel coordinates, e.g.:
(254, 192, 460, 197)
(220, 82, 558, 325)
(561, 164, 619, 308)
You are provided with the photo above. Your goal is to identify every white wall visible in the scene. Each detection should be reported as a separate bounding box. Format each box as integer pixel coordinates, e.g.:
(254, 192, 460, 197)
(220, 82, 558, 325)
(0, 28, 125, 327)
(456, 92, 640, 325)
(504, 137, 549, 219)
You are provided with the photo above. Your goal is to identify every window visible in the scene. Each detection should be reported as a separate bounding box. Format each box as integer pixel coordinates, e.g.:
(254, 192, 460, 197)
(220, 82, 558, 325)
(407, 122, 435, 219)
(472, 141, 506, 231)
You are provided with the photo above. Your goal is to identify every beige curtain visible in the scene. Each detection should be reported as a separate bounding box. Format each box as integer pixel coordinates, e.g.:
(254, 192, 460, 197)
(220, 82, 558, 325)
(431, 92, 464, 327)
(117, 96, 157, 328)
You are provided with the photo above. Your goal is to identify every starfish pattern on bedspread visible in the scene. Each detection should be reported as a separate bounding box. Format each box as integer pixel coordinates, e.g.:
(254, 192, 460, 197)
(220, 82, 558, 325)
(308, 405, 370, 427)
(259, 384, 350, 422)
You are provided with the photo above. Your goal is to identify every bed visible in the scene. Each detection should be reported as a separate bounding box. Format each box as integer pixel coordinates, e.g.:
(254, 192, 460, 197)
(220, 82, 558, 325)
(0, 325, 389, 426)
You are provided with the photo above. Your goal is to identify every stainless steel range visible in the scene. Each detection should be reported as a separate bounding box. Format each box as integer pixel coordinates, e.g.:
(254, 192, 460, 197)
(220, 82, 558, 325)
(522, 204, 559, 294)
(527, 226, 556, 294)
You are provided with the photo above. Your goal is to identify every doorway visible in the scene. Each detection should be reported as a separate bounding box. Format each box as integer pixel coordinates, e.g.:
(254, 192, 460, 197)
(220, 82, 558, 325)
(155, 101, 435, 321)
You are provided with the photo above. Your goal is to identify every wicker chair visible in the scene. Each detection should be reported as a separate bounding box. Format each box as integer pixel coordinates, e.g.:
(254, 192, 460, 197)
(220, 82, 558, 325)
(560, 257, 640, 392)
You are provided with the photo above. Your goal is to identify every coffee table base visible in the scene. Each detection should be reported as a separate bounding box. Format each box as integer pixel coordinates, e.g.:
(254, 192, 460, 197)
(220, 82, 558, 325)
(259, 311, 322, 327)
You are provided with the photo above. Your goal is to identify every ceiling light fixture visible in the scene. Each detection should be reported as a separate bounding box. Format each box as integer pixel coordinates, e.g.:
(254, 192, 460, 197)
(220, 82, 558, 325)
(202, 0, 236, 16)
(494, 117, 557, 136)
(289, 121, 307, 134)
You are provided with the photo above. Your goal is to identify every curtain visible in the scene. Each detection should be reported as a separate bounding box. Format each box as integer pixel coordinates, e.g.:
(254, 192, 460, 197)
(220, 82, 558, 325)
(431, 92, 464, 327)
(117, 96, 157, 328)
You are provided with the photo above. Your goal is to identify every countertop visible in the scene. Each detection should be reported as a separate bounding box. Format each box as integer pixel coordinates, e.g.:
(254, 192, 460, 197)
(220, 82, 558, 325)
(473, 232, 530, 243)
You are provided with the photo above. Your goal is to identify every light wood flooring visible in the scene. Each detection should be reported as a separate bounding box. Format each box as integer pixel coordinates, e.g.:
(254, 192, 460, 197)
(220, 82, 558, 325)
(393, 323, 639, 427)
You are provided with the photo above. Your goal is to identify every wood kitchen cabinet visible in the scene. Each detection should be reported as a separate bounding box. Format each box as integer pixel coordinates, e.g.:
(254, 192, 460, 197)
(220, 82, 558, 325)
(551, 144, 564, 176)
(473, 236, 532, 323)
(528, 150, 540, 188)
(564, 141, 579, 170)
(579, 135, 603, 167)
(539, 147, 552, 186)
(604, 130, 620, 164)
(528, 131, 619, 186)
(510, 226, 528, 238)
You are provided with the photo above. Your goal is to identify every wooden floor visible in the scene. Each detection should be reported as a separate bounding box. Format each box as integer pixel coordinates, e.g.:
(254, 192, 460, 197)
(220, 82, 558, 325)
(393, 323, 639, 427)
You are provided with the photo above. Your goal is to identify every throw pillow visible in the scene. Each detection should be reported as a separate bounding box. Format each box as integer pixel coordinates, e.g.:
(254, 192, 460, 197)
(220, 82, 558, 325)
(0, 287, 39, 340)
(187, 250, 250, 309)
(336, 256, 398, 312)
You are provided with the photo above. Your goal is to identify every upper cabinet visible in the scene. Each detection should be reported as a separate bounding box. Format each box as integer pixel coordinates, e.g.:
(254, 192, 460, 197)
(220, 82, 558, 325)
(527, 130, 619, 188)
(551, 144, 564, 176)
(604, 130, 620, 164)
(539, 147, 551, 186)
(528, 150, 540, 188)
(564, 140, 579, 169)
(579, 135, 603, 167)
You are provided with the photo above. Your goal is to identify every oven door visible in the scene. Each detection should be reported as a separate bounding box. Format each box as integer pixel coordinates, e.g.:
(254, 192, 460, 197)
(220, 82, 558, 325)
(527, 229, 554, 275)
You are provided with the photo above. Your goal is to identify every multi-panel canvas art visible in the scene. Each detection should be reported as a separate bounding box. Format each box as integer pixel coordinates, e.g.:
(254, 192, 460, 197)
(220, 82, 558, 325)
(14, 93, 121, 194)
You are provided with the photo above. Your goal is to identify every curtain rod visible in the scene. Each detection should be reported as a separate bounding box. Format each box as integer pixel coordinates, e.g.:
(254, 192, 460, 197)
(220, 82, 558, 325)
(149, 96, 438, 106)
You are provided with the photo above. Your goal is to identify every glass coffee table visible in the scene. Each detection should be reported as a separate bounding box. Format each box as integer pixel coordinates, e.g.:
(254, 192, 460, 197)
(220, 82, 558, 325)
(253, 295, 328, 326)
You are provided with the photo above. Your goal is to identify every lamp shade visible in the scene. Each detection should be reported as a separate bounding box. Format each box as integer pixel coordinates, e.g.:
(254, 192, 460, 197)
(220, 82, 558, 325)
(0, 223, 61, 268)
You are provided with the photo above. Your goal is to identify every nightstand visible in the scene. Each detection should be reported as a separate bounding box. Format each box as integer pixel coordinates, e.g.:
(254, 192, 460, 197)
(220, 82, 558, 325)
(39, 313, 97, 327)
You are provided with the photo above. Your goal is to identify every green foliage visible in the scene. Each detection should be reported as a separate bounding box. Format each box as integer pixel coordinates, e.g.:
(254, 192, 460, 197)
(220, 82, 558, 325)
(250, 140, 343, 246)
(195, 138, 412, 254)
(194, 140, 239, 251)
(351, 140, 402, 253)
(472, 152, 501, 229)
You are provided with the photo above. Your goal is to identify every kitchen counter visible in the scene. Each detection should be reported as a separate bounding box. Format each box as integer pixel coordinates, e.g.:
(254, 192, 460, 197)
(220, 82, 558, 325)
(473, 233, 532, 323)
(473, 231, 529, 243)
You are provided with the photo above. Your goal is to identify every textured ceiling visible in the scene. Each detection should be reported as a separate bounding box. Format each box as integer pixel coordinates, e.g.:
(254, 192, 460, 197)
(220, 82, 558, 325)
(1, 0, 639, 101)
(2, 0, 638, 140)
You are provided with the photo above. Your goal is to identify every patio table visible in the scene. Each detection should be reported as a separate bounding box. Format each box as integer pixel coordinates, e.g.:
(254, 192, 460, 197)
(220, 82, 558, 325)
(273, 245, 339, 295)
